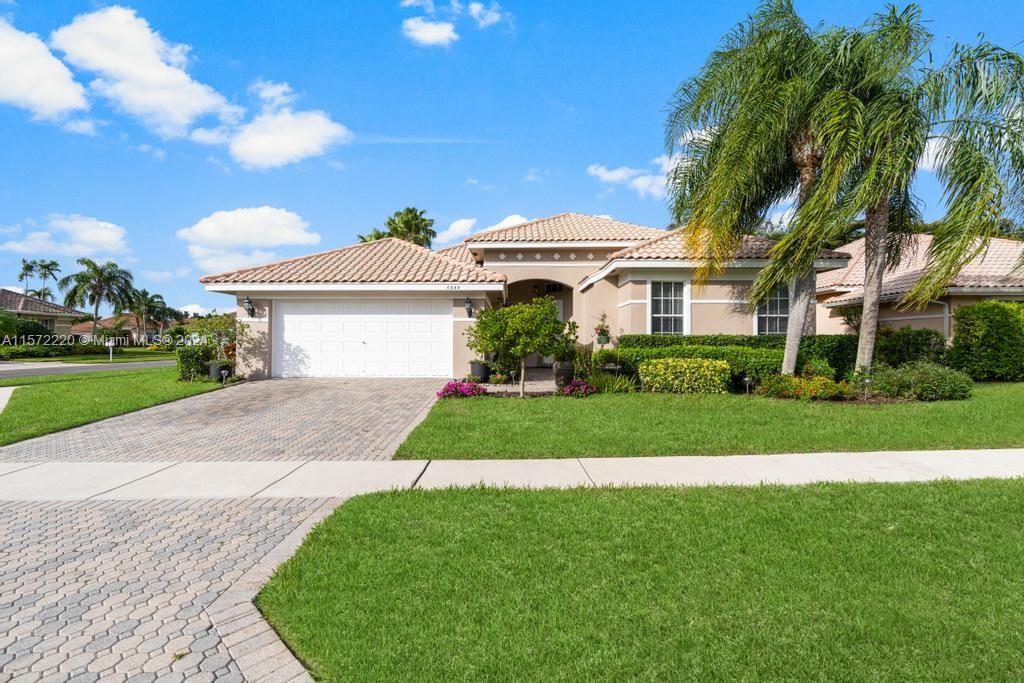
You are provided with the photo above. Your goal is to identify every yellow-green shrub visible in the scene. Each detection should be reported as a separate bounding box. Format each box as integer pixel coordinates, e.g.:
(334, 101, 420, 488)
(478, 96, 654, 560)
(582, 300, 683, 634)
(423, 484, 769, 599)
(638, 358, 730, 394)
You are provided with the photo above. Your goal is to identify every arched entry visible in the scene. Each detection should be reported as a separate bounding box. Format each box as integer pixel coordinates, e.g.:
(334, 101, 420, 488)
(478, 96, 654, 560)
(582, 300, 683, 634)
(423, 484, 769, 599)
(504, 278, 574, 367)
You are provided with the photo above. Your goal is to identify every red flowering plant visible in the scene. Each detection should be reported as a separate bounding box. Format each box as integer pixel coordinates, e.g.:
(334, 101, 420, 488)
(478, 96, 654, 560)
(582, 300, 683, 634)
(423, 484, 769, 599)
(437, 380, 488, 398)
(562, 378, 597, 398)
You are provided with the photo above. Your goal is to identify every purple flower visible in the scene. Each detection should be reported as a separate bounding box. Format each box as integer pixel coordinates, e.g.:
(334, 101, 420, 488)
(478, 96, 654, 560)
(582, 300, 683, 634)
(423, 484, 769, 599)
(562, 379, 597, 398)
(437, 380, 488, 398)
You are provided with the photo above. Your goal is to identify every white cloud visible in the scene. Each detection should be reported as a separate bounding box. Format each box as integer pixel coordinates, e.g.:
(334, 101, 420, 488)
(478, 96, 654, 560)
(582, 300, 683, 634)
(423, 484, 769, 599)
(177, 206, 319, 273)
(2, 285, 26, 294)
(523, 168, 548, 182)
(63, 118, 99, 135)
(586, 164, 641, 184)
(0, 213, 129, 257)
(436, 217, 477, 246)
(919, 137, 946, 172)
(229, 108, 352, 169)
(402, 17, 459, 46)
(482, 214, 529, 232)
(178, 303, 209, 316)
(133, 143, 166, 161)
(50, 6, 242, 138)
(468, 2, 504, 28)
(250, 79, 295, 110)
(190, 126, 230, 145)
(141, 266, 190, 281)
(401, 0, 436, 12)
(587, 155, 677, 199)
(0, 19, 87, 120)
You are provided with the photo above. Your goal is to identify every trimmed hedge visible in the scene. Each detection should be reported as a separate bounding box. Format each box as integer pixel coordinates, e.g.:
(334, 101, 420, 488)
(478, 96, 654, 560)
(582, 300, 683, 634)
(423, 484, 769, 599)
(0, 343, 109, 360)
(874, 326, 947, 367)
(639, 358, 730, 394)
(175, 344, 217, 381)
(871, 361, 973, 401)
(947, 301, 1024, 381)
(594, 344, 783, 387)
(756, 375, 852, 401)
(616, 333, 859, 377)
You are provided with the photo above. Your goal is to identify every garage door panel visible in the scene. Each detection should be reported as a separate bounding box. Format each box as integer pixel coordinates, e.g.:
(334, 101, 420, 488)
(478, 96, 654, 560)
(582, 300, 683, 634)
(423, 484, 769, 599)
(273, 299, 452, 378)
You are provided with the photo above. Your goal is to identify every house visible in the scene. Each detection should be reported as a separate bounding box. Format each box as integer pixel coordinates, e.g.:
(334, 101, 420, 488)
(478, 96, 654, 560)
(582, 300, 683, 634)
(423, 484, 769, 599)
(817, 234, 1024, 336)
(201, 213, 849, 379)
(70, 314, 160, 343)
(0, 288, 83, 334)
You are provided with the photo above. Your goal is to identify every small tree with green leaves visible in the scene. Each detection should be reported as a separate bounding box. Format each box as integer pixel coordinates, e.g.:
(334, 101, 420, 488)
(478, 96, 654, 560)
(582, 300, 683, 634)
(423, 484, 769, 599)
(466, 297, 564, 397)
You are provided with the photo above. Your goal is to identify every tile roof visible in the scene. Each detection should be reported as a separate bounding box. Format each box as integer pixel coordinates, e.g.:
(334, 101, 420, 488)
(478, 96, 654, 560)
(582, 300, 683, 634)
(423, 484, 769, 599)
(463, 213, 666, 243)
(199, 237, 505, 285)
(607, 231, 851, 261)
(0, 288, 82, 317)
(436, 243, 476, 264)
(70, 314, 157, 334)
(819, 234, 1024, 306)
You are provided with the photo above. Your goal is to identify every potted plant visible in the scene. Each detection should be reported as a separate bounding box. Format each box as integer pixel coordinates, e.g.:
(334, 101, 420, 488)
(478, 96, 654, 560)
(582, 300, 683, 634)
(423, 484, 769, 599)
(469, 358, 491, 383)
(551, 321, 578, 388)
(594, 313, 610, 345)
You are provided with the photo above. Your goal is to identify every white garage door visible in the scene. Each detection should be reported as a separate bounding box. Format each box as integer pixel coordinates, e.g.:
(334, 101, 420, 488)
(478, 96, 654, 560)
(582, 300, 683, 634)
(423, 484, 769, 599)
(272, 300, 453, 378)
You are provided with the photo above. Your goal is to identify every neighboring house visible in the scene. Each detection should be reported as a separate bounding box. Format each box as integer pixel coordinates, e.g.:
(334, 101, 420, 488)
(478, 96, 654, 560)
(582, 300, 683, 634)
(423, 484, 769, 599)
(201, 213, 849, 379)
(817, 234, 1024, 336)
(70, 314, 159, 343)
(0, 288, 84, 335)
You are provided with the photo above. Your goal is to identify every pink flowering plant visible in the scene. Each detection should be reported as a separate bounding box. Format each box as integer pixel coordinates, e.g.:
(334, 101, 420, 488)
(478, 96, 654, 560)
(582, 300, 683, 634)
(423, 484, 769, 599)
(437, 380, 488, 398)
(562, 378, 597, 398)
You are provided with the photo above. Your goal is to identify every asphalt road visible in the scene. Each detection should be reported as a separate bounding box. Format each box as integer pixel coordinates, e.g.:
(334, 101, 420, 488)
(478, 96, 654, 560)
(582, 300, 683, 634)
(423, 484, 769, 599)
(0, 359, 176, 378)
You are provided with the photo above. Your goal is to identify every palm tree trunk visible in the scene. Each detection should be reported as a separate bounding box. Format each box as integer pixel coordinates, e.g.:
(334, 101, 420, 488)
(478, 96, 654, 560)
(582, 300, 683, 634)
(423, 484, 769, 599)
(92, 302, 99, 338)
(781, 151, 820, 375)
(855, 199, 889, 372)
(519, 358, 526, 398)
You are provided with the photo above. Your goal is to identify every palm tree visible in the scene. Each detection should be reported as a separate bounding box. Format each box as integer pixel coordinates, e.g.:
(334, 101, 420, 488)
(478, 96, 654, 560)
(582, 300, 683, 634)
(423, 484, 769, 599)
(17, 259, 37, 293)
(666, 0, 837, 373)
(58, 259, 135, 338)
(747, 5, 1024, 371)
(357, 228, 390, 243)
(26, 287, 54, 302)
(35, 259, 61, 295)
(128, 289, 166, 344)
(383, 207, 437, 247)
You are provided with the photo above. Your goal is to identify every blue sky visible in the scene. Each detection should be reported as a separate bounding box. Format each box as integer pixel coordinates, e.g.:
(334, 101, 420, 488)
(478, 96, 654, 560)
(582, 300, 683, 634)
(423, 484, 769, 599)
(1, 0, 1021, 315)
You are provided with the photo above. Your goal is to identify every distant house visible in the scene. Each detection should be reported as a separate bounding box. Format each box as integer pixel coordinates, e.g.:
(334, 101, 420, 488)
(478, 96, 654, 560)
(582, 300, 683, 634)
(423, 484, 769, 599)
(817, 234, 1024, 336)
(70, 314, 160, 344)
(0, 288, 84, 335)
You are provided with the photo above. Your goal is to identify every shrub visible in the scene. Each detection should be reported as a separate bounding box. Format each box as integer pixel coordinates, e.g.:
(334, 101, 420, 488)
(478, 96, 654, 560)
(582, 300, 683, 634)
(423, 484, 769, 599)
(874, 326, 947, 367)
(466, 297, 563, 396)
(596, 345, 783, 387)
(802, 357, 835, 379)
(799, 335, 859, 378)
(13, 318, 52, 337)
(0, 311, 16, 337)
(572, 343, 594, 378)
(871, 361, 972, 401)
(489, 372, 512, 385)
(0, 342, 108, 360)
(947, 301, 1024, 381)
(436, 380, 488, 398)
(586, 372, 638, 394)
(638, 358, 730, 394)
(756, 375, 852, 401)
(175, 344, 216, 381)
(562, 379, 597, 398)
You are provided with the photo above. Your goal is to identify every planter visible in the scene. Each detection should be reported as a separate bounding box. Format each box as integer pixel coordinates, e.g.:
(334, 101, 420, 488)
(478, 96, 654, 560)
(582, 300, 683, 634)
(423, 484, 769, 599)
(596, 333, 610, 345)
(469, 361, 491, 383)
(208, 360, 234, 381)
(552, 360, 574, 388)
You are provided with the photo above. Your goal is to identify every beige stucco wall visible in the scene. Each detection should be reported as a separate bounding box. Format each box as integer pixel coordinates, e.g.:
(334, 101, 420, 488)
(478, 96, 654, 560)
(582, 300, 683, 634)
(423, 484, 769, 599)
(816, 295, 952, 336)
(235, 297, 272, 380)
(691, 303, 755, 335)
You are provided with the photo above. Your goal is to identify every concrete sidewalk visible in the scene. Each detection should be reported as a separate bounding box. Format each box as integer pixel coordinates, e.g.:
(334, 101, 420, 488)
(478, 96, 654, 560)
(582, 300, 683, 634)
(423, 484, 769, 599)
(3, 448, 1024, 500)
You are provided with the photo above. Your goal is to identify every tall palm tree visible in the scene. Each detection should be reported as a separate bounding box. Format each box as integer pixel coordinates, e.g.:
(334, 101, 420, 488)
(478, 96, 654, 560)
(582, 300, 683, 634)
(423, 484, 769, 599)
(35, 259, 61, 295)
(666, 0, 836, 373)
(748, 5, 1024, 370)
(383, 207, 437, 247)
(357, 228, 390, 243)
(128, 289, 166, 344)
(26, 287, 54, 302)
(17, 259, 37, 294)
(58, 259, 135, 338)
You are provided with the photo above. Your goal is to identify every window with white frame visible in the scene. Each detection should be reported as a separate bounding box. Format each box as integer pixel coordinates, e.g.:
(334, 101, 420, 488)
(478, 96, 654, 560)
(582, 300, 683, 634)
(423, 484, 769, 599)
(757, 285, 789, 335)
(650, 281, 686, 334)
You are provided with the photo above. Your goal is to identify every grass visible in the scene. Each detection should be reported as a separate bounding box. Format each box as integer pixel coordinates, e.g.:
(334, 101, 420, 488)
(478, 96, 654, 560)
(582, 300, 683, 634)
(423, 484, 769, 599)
(396, 383, 1024, 459)
(8, 349, 176, 363)
(0, 367, 219, 445)
(257, 482, 1024, 681)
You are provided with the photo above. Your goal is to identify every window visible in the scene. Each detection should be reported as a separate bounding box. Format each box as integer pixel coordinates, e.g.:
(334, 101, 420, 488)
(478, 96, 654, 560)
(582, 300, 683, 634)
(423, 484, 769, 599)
(757, 286, 789, 335)
(650, 281, 686, 334)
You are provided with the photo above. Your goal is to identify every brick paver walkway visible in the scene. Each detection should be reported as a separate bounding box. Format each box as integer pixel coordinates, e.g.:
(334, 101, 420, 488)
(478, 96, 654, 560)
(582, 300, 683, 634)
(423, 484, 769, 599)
(0, 498, 325, 682)
(0, 378, 438, 463)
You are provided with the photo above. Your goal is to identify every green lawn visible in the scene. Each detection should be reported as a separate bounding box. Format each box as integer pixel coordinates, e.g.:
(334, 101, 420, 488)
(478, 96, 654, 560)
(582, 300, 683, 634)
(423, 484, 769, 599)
(396, 383, 1024, 459)
(257, 482, 1024, 681)
(8, 349, 176, 363)
(0, 367, 219, 445)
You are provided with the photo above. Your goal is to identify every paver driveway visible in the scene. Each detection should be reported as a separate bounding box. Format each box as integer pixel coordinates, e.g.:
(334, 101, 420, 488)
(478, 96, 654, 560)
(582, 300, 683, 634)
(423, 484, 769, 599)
(0, 378, 438, 463)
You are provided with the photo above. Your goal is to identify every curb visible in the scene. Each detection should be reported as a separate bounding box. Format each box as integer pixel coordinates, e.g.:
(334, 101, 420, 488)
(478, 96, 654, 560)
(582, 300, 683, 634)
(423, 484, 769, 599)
(205, 497, 343, 682)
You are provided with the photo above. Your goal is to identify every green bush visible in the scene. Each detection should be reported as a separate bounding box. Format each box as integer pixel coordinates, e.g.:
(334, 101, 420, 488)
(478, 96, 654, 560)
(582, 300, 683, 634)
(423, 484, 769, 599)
(756, 375, 852, 401)
(0, 342, 108, 360)
(874, 326, 947, 367)
(175, 344, 216, 381)
(947, 301, 1024, 381)
(871, 361, 973, 401)
(585, 372, 638, 393)
(594, 344, 783, 387)
(802, 357, 835, 379)
(12, 318, 52, 337)
(0, 311, 16, 337)
(638, 358, 730, 394)
(617, 333, 860, 377)
(572, 343, 594, 378)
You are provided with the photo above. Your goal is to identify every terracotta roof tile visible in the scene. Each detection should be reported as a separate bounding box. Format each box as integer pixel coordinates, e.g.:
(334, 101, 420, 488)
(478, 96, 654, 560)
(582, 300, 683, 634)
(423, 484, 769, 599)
(436, 243, 476, 264)
(464, 213, 665, 243)
(608, 231, 850, 261)
(819, 234, 1024, 306)
(0, 289, 82, 317)
(199, 237, 505, 285)
(70, 314, 157, 335)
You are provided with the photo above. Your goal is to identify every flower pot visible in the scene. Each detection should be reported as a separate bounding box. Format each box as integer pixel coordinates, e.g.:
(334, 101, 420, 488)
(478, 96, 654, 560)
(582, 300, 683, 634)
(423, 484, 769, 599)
(469, 361, 491, 383)
(208, 361, 233, 381)
(552, 360, 574, 388)
(596, 333, 610, 345)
